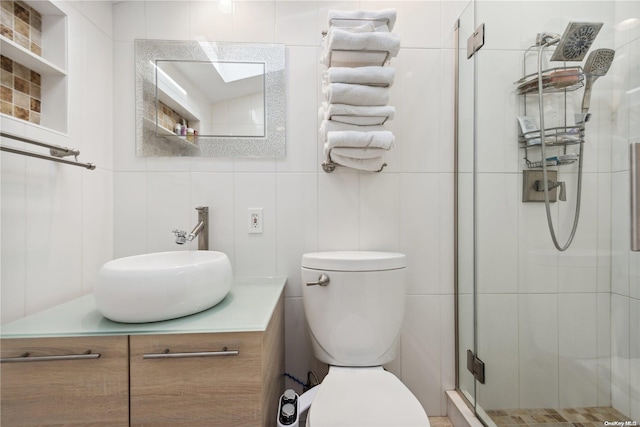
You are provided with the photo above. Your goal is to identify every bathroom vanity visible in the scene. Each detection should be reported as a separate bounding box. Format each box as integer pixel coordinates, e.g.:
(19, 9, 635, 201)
(0, 277, 285, 427)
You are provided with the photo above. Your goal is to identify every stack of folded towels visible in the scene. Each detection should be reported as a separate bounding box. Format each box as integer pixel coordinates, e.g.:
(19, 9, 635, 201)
(319, 9, 400, 172)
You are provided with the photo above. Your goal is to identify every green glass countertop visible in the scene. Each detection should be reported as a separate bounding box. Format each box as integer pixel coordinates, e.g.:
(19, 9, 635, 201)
(0, 277, 286, 339)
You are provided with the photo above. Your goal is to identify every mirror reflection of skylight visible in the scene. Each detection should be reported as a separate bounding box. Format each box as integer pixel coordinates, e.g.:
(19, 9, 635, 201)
(213, 62, 264, 83)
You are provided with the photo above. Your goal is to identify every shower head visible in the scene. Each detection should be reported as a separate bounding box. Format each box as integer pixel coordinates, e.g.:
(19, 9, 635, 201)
(581, 48, 615, 113)
(583, 47, 615, 76)
(550, 22, 603, 61)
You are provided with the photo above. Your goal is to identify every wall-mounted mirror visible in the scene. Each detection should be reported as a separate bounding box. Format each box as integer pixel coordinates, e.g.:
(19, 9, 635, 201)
(135, 40, 285, 158)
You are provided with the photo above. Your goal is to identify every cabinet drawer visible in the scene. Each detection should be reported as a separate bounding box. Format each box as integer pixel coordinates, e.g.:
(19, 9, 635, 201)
(130, 332, 263, 427)
(0, 335, 129, 426)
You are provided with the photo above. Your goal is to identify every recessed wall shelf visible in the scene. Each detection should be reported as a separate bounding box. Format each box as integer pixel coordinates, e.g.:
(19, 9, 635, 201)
(0, 36, 66, 77)
(142, 117, 200, 152)
(0, 0, 68, 135)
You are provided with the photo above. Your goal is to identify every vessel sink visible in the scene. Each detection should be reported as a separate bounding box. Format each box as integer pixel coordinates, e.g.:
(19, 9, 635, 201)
(95, 251, 232, 323)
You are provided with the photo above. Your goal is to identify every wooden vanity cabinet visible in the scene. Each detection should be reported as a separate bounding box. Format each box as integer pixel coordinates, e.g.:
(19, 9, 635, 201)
(129, 296, 284, 427)
(0, 335, 129, 426)
(0, 290, 284, 427)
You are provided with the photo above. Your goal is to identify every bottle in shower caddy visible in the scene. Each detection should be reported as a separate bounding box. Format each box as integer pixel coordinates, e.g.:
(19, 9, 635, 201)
(181, 119, 187, 136)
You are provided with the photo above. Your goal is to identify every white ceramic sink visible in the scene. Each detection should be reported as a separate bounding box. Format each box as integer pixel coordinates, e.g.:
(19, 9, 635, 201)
(95, 251, 232, 323)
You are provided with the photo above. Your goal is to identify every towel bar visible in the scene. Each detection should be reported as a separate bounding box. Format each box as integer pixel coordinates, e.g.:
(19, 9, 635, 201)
(322, 17, 392, 36)
(329, 114, 390, 126)
(322, 150, 387, 173)
(0, 131, 96, 170)
(327, 49, 390, 68)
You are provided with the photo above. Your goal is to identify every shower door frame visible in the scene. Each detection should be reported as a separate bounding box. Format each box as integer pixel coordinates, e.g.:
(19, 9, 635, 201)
(454, 2, 483, 421)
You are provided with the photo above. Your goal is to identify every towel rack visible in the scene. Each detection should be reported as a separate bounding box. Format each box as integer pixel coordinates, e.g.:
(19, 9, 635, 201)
(0, 131, 96, 170)
(327, 49, 390, 68)
(322, 149, 387, 173)
(328, 113, 391, 126)
(320, 11, 398, 173)
(322, 17, 392, 36)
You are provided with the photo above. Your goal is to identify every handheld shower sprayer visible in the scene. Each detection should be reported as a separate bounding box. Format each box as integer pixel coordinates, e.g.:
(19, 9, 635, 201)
(580, 48, 615, 114)
(549, 22, 603, 61)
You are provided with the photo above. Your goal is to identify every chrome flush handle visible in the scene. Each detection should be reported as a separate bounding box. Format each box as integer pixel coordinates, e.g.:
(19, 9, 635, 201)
(306, 274, 330, 287)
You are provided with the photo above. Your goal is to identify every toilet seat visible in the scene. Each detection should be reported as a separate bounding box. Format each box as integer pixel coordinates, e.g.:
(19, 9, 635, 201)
(307, 366, 430, 427)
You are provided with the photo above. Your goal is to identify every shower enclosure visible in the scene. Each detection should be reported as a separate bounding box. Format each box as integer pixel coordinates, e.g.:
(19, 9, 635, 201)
(455, 1, 639, 425)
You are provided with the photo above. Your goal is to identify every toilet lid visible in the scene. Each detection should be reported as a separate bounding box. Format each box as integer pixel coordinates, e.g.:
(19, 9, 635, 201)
(307, 367, 430, 427)
(302, 251, 406, 272)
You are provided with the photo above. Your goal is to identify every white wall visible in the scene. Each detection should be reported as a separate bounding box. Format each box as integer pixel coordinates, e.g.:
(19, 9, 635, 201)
(1, 1, 114, 324)
(112, 0, 468, 416)
(210, 92, 264, 136)
(611, 0, 640, 419)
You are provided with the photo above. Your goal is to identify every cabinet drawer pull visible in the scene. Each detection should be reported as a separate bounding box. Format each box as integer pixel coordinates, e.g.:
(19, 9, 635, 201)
(0, 350, 100, 363)
(142, 347, 239, 359)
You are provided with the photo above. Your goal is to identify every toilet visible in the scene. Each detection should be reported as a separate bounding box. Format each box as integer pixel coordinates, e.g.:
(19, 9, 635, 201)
(301, 251, 430, 427)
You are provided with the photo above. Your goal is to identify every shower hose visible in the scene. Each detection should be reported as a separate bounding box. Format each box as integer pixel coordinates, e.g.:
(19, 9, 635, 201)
(537, 41, 584, 251)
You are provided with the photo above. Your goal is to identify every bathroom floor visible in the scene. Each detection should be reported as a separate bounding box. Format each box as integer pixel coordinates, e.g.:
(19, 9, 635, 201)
(486, 406, 632, 427)
(430, 416, 455, 427)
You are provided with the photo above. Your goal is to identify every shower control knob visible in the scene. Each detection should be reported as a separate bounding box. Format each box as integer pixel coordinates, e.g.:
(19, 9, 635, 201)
(280, 403, 296, 425)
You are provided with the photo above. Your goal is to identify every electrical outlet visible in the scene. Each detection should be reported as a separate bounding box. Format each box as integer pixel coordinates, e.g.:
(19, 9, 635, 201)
(248, 208, 263, 234)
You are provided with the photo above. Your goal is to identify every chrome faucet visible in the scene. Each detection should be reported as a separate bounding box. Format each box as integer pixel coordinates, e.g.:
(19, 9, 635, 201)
(172, 206, 209, 250)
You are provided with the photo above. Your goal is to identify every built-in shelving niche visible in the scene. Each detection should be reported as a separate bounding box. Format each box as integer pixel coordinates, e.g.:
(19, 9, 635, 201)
(0, 0, 67, 135)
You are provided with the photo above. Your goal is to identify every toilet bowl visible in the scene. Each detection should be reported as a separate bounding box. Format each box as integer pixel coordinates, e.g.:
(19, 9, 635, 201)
(301, 251, 430, 427)
(306, 366, 429, 427)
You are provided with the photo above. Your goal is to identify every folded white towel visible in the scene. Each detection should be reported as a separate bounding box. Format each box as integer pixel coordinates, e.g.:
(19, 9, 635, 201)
(319, 119, 386, 142)
(323, 83, 389, 106)
(325, 130, 395, 150)
(322, 103, 395, 126)
(323, 66, 395, 87)
(325, 146, 389, 159)
(323, 28, 401, 65)
(329, 152, 387, 172)
(336, 22, 376, 33)
(328, 9, 397, 32)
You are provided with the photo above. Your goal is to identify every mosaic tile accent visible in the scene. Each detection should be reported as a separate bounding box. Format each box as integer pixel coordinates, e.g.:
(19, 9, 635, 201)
(1, 55, 41, 124)
(1, 1, 43, 56)
(157, 100, 188, 134)
(487, 406, 635, 427)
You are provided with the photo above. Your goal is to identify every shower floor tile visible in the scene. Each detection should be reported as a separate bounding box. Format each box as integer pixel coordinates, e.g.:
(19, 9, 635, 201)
(486, 407, 633, 427)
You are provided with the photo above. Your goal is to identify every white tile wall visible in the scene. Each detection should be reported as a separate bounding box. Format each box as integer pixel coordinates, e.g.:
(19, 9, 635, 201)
(1, 0, 635, 419)
(558, 293, 598, 408)
(518, 294, 559, 408)
(476, 294, 519, 410)
(476, 173, 519, 294)
(108, 0, 457, 416)
(0, 1, 114, 324)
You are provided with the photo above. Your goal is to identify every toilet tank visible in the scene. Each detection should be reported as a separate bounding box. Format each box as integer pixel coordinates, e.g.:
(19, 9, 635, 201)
(301, 251, 407, 367)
